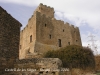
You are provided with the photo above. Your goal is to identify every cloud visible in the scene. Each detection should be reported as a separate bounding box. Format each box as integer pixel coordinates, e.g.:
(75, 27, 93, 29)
(0, 0, 100, 54)
(0, 0, 100, 29)
(55, 11, 82, 26)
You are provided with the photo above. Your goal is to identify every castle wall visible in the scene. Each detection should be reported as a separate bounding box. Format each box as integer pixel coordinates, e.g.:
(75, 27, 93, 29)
(0, 6, 22, 74)
(69, 25, 82, 46)
(19, 14, 36, 59)
(0, 6, 22, 59)
(14, 58, 62, 75)
(34, 11, 82, 54)
(51, 19, 72, 47)
(36, 11, 55, 45)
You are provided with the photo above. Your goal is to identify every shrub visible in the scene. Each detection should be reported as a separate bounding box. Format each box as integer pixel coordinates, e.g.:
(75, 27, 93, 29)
(44, 45, 95, 69)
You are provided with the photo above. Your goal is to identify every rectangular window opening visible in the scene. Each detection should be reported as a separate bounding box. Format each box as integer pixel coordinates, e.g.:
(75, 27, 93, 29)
(30, 35, 32, 43)
(45, 24, 47, 27)
(68, 42, 70, 45)
(76, 40, 78, 42)
(49, 34, 51, 39)
(39, 72, 43, 74)
(58, 39, 61, 47)
(63, 29, 64, 32)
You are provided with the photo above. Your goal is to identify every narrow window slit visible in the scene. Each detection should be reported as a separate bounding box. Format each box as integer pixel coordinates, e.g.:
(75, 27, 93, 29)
(45, 24, 46, 27)
(58, 39, 61, 47)
(49, 34, 51, 39)
(68, 42, 70, 45)
(30, 35, 32, 42)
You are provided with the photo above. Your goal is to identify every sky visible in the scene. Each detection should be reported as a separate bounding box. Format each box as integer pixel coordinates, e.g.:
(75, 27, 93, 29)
(0, 0, 100, 54)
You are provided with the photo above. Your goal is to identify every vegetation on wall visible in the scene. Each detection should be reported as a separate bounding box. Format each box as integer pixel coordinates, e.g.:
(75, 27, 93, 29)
(44, 45, 95, 69)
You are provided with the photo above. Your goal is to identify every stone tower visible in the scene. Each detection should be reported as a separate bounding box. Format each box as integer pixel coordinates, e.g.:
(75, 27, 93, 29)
(19, 3, 82, 59)
(0, 6, 22, 59)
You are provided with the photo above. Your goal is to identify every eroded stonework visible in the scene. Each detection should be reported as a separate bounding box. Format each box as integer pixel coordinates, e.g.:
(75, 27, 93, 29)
(14, 58, 62, 75)
(0, 6, 22, 59)
(19, 3, 82, 59)
(0, 6, 22, 74)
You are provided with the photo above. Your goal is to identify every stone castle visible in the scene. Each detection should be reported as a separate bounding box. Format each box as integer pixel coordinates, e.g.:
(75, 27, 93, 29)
(19, 3, 82, 59)
(0, 3, 82, 75)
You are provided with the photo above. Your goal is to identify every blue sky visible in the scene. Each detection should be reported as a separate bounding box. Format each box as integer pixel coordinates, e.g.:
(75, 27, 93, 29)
(0, 0, 100, 54)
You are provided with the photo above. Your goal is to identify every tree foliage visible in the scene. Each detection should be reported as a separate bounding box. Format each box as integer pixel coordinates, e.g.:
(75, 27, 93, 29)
(44, 45, 95, 69)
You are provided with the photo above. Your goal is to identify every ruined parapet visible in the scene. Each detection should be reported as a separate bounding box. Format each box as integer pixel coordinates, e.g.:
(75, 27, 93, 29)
(34, 3, 54, 18)
(70, 25, 74, 28)
(35, 11, 50, 18)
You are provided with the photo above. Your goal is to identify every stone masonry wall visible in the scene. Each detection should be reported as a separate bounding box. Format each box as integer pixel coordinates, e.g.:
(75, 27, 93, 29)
(35, 11, 82, 54)
(1, 58, 63, 75)
(0, 6, 22, 59)
(0, 6, 22, 74)
(19, 13, 36, 59)
(34, 3, 54, 18)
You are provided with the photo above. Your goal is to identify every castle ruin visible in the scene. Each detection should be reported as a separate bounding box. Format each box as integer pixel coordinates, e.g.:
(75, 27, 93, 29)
(0, 6, 22, 60)
(0, 3, 82, 75)
(0, 6, 22, 74)
(19, 3, 82, 59)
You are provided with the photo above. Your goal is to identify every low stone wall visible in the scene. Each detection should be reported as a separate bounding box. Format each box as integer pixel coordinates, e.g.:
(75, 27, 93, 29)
(12, 58, 62, 75)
